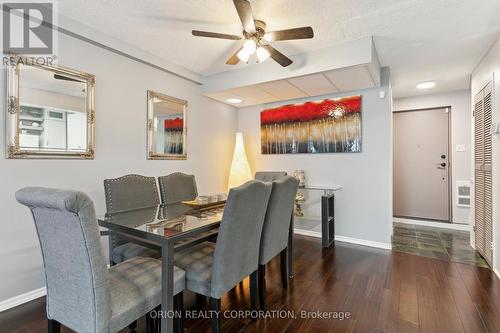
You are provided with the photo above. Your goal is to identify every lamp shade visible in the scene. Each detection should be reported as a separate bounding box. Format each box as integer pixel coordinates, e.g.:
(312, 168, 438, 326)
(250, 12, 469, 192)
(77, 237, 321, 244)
(228, 132, 252, 190)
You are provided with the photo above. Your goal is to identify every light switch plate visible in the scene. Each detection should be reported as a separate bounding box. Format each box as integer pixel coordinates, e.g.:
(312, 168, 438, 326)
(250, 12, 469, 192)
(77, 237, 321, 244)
(456, 144, 466, 152)
(491, 123, 500, 134)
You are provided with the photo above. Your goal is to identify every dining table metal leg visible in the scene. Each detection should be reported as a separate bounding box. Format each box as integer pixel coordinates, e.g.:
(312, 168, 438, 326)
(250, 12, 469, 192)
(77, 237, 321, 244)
(161, 242, 174, 333)
(288, 213, 294, 278)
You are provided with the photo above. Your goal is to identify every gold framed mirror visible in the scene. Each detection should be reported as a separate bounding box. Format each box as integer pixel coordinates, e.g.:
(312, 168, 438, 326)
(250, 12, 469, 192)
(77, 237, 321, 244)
(147, 90, 187, 160)
(5, 56, 95, 159)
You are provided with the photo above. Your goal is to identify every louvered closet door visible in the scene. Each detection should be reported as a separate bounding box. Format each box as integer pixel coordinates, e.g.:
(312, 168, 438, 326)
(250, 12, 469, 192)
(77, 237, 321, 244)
(483, 84, 493, 264)
(474, 82, 493, 265)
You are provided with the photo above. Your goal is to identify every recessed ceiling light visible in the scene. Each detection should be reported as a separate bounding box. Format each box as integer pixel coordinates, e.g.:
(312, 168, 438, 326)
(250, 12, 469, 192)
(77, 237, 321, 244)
(416, 81, 436, 90)
(227, 98, 243, 104)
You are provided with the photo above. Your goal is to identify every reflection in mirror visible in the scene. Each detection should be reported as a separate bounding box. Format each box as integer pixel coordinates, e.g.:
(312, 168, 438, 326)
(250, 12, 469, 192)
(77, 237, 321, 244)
(147, 91, 187, 160)
(19, 67, 88, 151)
(5, 57, 95, 159)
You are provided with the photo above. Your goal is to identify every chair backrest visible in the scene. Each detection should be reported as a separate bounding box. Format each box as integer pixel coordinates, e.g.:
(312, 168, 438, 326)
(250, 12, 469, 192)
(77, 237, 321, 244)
(104, 174, 160, 213)
(259, 176, 299, 265)
(210, 180, 272, 298)
(158, 172, 198, 204)
(255, 171, 287, 182)
(16, 187, 109, 333)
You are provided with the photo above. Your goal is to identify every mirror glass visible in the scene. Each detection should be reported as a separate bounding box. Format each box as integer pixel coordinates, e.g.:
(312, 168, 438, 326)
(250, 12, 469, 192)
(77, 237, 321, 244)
(148, 91, 187, 159)
(6, 58, 95, 159)
(19, 66, 88, 152)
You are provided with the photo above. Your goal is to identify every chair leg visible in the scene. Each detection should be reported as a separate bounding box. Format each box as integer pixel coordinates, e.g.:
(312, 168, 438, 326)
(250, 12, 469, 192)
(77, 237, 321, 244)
(250, 271, 258, 311)
(210, 298, 221, 333)
(174, 291, 184, 333)
(128, 320, 137, 332)
(280, 249, 288, 289)
(48, 319, 60, 333)
(196, 293, 206, 309)
(154, 306, 161, 333)
(146, 310, 156, 333)
(258, 264, 266, 311)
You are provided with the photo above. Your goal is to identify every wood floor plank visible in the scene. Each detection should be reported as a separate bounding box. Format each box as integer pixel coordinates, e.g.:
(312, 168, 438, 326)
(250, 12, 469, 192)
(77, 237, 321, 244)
(2, 236, 500, 333)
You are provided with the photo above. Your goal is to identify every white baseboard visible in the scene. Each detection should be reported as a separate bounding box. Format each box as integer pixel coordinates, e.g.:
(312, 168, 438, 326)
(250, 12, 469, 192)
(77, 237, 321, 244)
(294, 228, 392, 250)
(0, 287, 46, 313)
(494, 268, 500, 280)
(294, 228, 321, 238)
(394, 217, 471, 231)
(335, 236, 392, 250)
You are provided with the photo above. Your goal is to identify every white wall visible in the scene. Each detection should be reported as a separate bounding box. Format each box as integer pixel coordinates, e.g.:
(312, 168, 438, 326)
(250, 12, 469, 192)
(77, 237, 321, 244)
(471, 36, 500, 273)
(393, 90, 472, 224)
(21, 87, 86, 113)
(0, 32, 237, 302)
(237, 68, 393, 246)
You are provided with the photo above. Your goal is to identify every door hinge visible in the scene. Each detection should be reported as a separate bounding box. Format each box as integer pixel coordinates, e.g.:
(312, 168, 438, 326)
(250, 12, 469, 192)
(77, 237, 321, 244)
(473, 225, 476, 232)
(491, 242, 494, 250)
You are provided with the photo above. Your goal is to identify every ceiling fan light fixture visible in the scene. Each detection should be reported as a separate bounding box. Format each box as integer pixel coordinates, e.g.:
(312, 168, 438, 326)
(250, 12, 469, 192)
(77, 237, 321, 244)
(243, 39, 257, 54)
(256, 46, 270, 63)
(263, 33, 272, 42)
(237, 48, 251, 63)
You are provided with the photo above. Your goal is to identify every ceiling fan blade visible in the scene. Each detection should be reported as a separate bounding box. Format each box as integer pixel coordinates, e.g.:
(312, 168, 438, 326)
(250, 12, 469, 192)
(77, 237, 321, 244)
(192, 30, 242, 40)
(268, 27, 314, 41)
(263, 45, 293, 67)
(233, 0, 255, 33)
(54, 74, 81, 82)
(226, 47, 242, 65)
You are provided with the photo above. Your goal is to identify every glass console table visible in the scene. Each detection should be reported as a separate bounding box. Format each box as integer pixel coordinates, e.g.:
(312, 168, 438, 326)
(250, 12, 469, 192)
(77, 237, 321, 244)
(295, 186, 343, 248)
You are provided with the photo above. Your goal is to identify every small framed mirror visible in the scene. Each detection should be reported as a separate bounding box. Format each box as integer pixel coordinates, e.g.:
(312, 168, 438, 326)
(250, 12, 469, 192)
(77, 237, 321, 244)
(147, 90, 187, 160)
(5, 56, 95, 159)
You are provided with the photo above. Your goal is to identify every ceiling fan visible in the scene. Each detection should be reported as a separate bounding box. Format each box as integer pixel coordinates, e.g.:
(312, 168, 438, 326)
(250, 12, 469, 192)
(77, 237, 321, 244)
(192, 0, 314, 67)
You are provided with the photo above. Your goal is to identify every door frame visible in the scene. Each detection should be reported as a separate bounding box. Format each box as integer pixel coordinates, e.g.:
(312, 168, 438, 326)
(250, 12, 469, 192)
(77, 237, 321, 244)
(393, 106, 453, 223)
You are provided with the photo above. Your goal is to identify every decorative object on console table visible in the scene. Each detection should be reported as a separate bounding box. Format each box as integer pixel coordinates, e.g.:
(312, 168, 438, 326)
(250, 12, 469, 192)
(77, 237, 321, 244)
(295, 192, 305, 216)
(292, 170, 306, 216)
(260, 95, 362, 154)
(292, 170, 306, 187)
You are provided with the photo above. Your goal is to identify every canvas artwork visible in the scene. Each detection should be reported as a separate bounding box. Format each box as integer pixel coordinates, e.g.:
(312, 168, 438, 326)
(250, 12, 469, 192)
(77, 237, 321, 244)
(260, 95, 362, 154)
(162, 117, 184, 154)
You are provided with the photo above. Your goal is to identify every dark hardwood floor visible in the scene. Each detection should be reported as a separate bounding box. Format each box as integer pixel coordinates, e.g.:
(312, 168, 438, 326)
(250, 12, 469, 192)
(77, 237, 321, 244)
(2, 235, 500, 333)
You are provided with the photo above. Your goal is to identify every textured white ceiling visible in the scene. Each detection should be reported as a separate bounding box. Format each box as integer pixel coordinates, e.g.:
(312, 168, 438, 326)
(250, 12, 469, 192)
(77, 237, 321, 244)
(58, 0, 500, 97)
(205, 65, 377, 107)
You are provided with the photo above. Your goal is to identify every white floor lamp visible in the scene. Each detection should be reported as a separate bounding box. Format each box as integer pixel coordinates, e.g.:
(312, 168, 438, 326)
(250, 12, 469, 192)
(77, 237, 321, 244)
(228, 132, 252, 190)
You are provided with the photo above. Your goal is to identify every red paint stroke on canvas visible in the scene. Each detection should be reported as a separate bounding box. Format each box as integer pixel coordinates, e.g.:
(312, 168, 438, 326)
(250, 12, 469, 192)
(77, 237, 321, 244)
(261, 96, 361, 125)
(164, 118, 184, 130)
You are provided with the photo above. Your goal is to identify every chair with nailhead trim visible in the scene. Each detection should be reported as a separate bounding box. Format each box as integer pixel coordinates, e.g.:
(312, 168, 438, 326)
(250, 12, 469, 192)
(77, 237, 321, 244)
(104, 174, 161, 264)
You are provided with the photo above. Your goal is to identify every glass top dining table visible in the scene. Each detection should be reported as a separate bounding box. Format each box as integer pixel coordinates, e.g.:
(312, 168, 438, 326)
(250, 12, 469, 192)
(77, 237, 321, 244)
(98, 202, 295, 333)
(99, 203, 224, 244)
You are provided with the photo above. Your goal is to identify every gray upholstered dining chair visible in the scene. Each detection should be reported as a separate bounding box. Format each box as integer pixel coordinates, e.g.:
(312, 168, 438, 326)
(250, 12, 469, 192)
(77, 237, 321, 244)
(255, 171, 287, 182)
(104, 174, 161, 264)
(158, 172, 198, 204)
(15, 187, 185, 333)
(174, 180, 272, 333)
(257, 176, 299, 310)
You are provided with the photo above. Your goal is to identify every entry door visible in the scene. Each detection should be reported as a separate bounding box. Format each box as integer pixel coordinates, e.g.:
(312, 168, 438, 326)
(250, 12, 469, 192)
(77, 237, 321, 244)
(393, 108, 450, 221)
(474, 82, 493, 264)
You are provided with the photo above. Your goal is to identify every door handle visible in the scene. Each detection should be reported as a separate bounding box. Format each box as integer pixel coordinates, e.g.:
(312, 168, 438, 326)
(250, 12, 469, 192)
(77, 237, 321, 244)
(437, 162, 446, 169)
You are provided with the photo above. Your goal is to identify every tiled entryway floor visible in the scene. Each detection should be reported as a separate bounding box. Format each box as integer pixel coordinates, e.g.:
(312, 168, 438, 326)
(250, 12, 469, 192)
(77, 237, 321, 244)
(392, 222, 489, 268)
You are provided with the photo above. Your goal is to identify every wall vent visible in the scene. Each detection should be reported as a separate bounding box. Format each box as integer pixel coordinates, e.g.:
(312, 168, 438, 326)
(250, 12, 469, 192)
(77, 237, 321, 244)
(456, 181, 471, 207)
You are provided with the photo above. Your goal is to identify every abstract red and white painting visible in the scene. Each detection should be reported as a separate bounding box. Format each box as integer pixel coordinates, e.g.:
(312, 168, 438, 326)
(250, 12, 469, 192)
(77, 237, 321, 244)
(260, 95, 362, 154)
